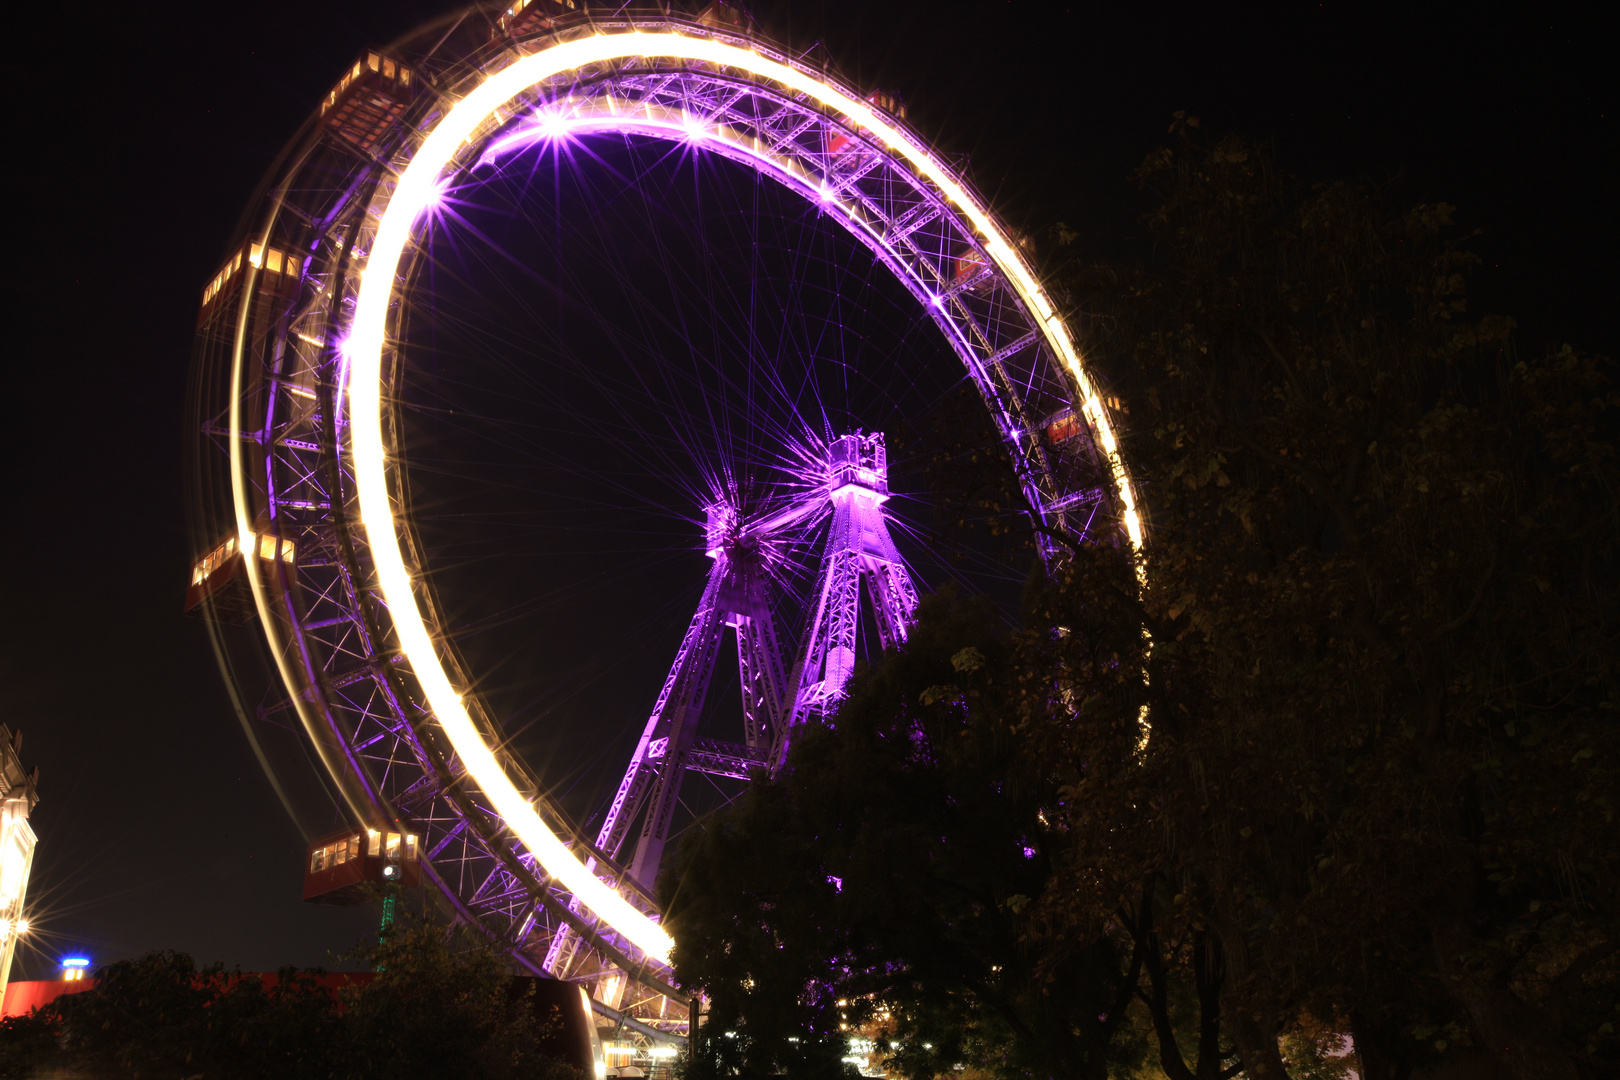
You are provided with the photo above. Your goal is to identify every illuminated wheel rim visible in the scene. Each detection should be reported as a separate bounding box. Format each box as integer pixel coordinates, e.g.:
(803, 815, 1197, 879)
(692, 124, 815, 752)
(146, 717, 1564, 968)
(194, 4, 1140, 1037)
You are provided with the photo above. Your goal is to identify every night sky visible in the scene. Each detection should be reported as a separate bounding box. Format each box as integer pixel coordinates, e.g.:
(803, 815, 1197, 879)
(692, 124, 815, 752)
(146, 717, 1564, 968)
(3, 0, 1610, 978)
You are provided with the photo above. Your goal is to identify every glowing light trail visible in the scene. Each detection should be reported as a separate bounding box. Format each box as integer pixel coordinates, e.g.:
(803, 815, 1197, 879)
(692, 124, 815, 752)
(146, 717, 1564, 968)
(341, 30, 1143, 968)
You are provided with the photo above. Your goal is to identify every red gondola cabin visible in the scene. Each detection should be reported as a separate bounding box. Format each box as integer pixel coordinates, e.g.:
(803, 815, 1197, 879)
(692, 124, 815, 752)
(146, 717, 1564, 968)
(496, 0, 578, 39)
(320, 51, 419, 155)
(303, 826, 421, 905)
(196, 239, 306, 330)
(826, 90, 908, 157)
(183, 530, 296, 624)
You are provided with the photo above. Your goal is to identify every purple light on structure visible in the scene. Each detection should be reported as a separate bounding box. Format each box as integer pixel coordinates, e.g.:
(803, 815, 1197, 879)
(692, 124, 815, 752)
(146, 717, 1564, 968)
(534, 109, 574, 140)
(827, 875, 843, 892)
(479, 113, 575, 167)
(468, 106, 981, 414)
(775, 431, 920, 765)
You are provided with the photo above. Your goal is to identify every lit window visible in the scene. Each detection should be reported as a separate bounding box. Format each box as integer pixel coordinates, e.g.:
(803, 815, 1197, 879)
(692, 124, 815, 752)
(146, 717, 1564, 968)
(348, 836, 361, 862)
(405, 833, 419, 861)
(249, 242, 263, 268)
(281, 540, 296, 564)
(311, 847, 327, 873)
(367, 53, 379, 72)
(368, 829, 381, 856)
(382, 58, 395, 79)
(284, 255, 302, 277)
(385, 832, 401, 860)
(266, 249, 283, 274)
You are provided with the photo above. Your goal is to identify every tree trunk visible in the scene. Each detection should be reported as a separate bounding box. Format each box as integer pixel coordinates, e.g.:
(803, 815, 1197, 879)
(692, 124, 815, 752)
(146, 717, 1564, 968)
(1222, 999, 1293, 1080)
(1131, 878, 1198, 1080)
(1192, 930, 1226, 1080)
(1210, 907, 1292, 1080)
(1348, 1010, 1414, 1080)
(1211, 893, 1296, 1080)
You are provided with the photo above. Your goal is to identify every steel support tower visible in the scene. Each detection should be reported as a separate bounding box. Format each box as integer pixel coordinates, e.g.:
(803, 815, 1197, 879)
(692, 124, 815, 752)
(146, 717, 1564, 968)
(779, 432, 918, 757)
(544, 432, 916, 980)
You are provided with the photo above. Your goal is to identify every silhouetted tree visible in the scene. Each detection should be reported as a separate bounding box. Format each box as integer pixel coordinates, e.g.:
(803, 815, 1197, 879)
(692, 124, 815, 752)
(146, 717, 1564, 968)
(0, 913, 583, 1080)
(1026, 123, 1618, 1080)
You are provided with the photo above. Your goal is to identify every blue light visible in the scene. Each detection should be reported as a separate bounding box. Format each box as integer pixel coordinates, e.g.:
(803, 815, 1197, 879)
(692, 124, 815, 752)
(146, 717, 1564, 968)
(61, 957, 91, 968)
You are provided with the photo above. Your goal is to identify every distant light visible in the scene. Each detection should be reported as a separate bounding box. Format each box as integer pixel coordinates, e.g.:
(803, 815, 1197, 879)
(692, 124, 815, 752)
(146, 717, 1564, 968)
(647, 1046, 679, 1058)
(383, 864, 399, 879)
(61, 957, 91, 968)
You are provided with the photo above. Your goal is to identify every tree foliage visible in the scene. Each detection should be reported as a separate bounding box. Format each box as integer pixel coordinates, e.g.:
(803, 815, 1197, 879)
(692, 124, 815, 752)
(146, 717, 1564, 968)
(0, 914, 584, 1080)
(664, 589, 1146, 1080)
(1030, 125, 1619, 1080)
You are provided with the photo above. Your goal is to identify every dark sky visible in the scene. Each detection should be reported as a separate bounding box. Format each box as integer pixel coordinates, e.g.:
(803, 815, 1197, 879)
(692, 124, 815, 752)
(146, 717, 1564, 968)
(3, 0, 1610, 978)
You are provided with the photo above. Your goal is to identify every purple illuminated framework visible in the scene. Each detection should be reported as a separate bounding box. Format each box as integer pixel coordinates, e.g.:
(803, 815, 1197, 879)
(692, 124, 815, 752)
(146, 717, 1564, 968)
(785, 433, 918, 734)
(544, 433, 916, 977)
(194, 4, 1122, 1047)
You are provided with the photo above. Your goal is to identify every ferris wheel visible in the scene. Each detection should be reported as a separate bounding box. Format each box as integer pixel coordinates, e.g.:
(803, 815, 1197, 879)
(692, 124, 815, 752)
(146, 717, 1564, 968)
(185, 0, 1141, 1047)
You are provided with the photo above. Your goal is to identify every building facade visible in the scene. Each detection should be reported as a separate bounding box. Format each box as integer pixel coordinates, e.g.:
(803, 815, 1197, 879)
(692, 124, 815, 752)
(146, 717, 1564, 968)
(0, 725, 39, 1000)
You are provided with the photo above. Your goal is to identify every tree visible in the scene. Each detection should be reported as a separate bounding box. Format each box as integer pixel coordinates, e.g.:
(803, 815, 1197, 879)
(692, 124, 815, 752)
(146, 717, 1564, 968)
(0, 913, 584, 1080)
(1026, 124, 1618, 1080)
(342, 917, 572, 1080)
(663, 589, 1146, 1080)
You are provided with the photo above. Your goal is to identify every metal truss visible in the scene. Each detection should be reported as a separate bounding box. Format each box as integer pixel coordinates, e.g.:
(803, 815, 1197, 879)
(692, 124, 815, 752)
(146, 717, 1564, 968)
(776, 434, 919, 764)
(549, 434, 918, 981)
(191, 2, 1122, 1046)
